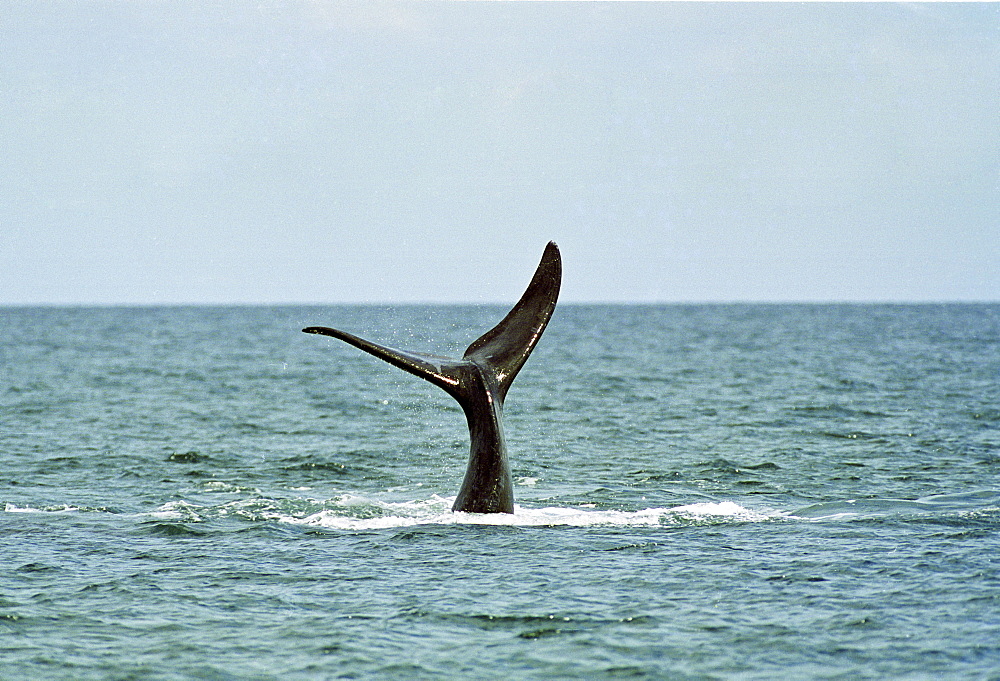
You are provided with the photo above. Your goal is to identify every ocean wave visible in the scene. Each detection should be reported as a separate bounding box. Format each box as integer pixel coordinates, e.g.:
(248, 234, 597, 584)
(5, 503, 83, 514)
(11, 490, 997, 529)
(141, 495, 777, 530)
(4, 497, 776, 528)
(790, 490, 1000, 520)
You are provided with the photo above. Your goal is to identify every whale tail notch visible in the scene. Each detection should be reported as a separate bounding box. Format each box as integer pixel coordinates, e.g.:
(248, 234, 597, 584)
(302, 241, 562, 513)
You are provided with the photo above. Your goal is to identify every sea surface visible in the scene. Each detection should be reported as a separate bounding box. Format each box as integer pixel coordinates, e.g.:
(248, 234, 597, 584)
(2, 304, 999, 680)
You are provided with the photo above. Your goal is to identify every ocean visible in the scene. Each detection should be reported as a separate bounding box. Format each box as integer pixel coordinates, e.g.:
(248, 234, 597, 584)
(2, 303, 998, 680)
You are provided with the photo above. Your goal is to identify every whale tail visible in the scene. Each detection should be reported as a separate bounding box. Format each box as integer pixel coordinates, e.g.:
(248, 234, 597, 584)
(303, 241, 562, 513)
(303, 241, 561, 404)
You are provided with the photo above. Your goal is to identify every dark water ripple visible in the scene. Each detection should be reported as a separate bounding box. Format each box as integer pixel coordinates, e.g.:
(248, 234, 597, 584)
(2, 304, 999, 679)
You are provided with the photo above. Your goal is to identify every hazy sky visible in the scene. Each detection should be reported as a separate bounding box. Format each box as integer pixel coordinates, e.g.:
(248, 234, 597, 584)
(2, 2, 998, 304)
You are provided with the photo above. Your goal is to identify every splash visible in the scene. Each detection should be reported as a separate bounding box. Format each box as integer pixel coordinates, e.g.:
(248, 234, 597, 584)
(4, 503, 82, 514)
(4, 495, 778, 529)
(282, 496, 775, 530)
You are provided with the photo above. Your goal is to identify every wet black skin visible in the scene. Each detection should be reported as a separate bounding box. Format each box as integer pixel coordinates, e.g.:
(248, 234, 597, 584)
(303, 242, 562, 514)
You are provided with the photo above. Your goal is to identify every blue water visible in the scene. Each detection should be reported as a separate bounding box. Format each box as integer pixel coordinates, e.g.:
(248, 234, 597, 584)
(2, 304, 999, 680)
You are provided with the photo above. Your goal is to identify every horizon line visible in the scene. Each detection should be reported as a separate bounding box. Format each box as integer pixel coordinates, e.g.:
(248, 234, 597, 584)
(2, 299, 997, 309)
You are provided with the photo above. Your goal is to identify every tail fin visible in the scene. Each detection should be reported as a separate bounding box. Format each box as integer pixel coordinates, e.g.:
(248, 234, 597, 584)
(301, 325, 469, 398)
(462, 241, 561, 401)
(304, 241, 561, 403)
(303, 242, 562, 514)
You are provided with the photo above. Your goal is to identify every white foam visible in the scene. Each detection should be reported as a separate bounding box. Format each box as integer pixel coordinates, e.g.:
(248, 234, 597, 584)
(669, 500, 765, 519)
(4, 503, 81, 514)
(201, 481, 260, 494)
(281, 497, 774, 530)
(3, 496, 777, 529)
(141, 500, 204, 521)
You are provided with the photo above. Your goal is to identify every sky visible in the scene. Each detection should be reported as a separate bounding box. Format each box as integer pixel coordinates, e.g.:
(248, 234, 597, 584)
(2, 2, 998, 304)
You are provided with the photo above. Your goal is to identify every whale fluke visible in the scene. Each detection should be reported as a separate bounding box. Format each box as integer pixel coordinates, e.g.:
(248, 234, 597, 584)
(303, 241, 561, 513)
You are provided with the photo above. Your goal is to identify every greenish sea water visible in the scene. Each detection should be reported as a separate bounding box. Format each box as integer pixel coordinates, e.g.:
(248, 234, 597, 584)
(2, 304, 999, 680)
